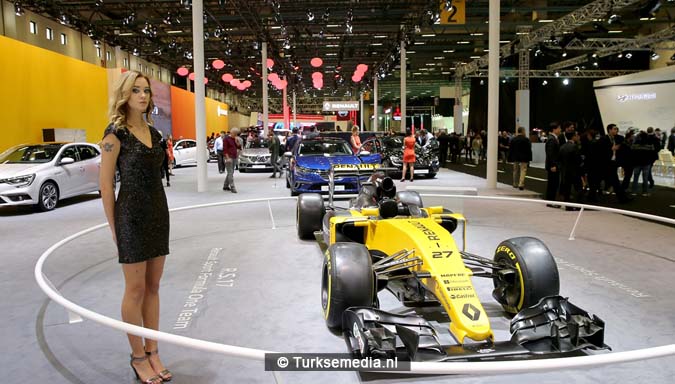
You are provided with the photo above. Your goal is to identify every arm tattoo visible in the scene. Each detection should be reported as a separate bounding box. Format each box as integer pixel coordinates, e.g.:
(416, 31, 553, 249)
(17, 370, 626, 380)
(103, 142, 115, 152)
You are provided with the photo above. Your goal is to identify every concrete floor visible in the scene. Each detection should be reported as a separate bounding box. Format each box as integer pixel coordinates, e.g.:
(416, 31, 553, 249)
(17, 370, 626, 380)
(2, 163, 675, 384)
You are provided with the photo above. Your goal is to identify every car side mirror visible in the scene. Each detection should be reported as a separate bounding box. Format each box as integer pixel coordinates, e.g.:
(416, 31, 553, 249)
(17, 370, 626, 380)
(359, 150, 371, 156)
(59, 157, 75, 165)
(283, 151, 292, 157)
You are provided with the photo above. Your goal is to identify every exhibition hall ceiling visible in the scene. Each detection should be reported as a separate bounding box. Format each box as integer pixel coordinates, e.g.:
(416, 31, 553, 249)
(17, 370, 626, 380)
(15, 0, 675, 103)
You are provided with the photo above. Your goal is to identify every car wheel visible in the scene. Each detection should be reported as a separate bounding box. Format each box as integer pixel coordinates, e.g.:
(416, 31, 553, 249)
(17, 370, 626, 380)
(239, 168, 246, 173)
(427, 172, 437, 179)
(395, 190, 423, 207)
(172, 159, 177, 168)
(297, 193, 325, 240)
(322, 243, 375, 329)
(37, 181, 59, 211)
(492, 237, 560, 315)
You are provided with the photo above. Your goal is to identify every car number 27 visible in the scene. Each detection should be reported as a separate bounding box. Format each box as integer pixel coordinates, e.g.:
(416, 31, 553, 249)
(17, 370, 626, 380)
(432, 251, 453, 258)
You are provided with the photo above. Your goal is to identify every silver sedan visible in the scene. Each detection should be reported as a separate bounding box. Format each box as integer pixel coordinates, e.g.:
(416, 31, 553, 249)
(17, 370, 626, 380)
(0, 142, 101, 211)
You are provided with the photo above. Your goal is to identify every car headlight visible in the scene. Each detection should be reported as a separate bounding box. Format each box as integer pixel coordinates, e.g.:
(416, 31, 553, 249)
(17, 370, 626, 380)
(0, 174, 36, 187)
(295, 165, 314, 174)
(389, 156, 402, 166)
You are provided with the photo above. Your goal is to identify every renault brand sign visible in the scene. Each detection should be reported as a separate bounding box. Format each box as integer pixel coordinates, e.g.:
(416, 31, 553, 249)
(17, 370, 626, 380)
(322, 101, 360, 111)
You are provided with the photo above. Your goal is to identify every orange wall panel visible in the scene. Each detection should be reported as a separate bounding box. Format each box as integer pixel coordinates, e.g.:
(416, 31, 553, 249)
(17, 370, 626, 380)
(169, 86, 229, 140)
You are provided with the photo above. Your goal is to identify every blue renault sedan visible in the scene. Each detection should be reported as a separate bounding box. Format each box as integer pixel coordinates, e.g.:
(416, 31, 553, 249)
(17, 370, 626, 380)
(285, 137, 381, 196)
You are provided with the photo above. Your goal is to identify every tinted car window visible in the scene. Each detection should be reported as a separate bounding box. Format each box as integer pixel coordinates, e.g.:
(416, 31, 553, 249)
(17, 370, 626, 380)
(60, 146, 79, 162)
(245, 139, 270, 149)
(77, 145, 99, 160)
(298, 140, 352, 156)
(0, 144, 64, 164)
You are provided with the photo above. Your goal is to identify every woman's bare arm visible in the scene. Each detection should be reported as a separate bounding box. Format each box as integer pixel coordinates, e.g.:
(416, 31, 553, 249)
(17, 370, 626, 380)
(99, 133, 121, 243)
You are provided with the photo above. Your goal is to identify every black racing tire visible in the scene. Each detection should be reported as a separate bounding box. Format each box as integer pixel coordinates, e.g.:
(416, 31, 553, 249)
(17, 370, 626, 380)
(321, 243, 375, 329)
(492, 237, 560, 315)
(37, 181, 59, 211)
(297, 193, 325, 240)
(395, 190, 424, 207)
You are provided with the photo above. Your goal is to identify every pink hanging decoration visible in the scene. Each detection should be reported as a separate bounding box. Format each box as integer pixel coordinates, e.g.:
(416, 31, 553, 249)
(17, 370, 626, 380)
(176, 67, 189, 76)
(222, 73, 234, 82)
(212, 59, 225, 70)
(310, 57, 323, 67)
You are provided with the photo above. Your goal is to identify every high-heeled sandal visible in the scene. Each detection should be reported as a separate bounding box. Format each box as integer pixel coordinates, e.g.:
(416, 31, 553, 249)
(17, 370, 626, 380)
(146, 349, 172, 381)
(130, 355, 162, 384)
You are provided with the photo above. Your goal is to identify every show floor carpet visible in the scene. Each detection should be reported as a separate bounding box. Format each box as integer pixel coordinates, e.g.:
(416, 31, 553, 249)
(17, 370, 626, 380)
(1, 163, 674, 383)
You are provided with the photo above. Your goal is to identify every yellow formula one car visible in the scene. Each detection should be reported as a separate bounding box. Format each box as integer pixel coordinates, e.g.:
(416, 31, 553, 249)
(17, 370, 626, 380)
(296, 170, 608, 361)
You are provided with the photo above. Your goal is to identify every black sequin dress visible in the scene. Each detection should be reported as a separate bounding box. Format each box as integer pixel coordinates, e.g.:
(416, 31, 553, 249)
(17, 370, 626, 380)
(104, 124, 170, 264)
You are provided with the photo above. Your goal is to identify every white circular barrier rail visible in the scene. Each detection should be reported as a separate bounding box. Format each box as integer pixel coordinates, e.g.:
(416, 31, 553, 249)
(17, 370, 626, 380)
(34, 195, 675, 375)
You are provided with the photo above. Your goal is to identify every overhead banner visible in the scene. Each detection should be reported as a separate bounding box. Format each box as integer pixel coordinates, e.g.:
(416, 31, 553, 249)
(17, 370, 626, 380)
(439, 0, 466, 25)
(322, 101, 359, 111)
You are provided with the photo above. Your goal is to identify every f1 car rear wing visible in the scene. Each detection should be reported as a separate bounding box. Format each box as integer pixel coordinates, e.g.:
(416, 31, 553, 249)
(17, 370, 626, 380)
(327, 164, 397, 208)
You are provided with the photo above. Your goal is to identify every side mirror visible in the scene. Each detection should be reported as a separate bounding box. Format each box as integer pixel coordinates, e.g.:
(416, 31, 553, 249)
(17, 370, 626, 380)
(59, 157, 75, 165)
(283, 151, 292, 157)
(359, 150, 371, 156)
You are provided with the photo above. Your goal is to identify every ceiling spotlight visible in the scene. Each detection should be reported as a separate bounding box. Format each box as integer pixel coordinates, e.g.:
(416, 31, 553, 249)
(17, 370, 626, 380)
(345, 23, 353, 34)
(322, 8, 330, 21)
(650, 51, 660, 60)
(307, 10, 314, 21)
(562, 78, 570, 86)
(94, 0, 104, 7)
(561, 50, 568, 58)
(501, 79, 506, 83)
(542, 80, 548, 85)
(163, 13, 172, 25)
(14, 2, 25, 16)
(554, 71, 560, 77)
(283, 40, 291, 49)
(59, 13, 69, 25)
(592, 61, 599, 67)
(132, 48, 139, 56)
(414, 25, 421, 33)
(617, 52, 623, 58)
(184, 50, 193, 60)
(155, 48, 162, 56)
(181, 0, 192, 10)
(608, 14, 622, 24)
(444, 0, 454, 11)
(479, 79, 484, 85)
(625, 52, 632, 59)
(574, 66, 581, 72)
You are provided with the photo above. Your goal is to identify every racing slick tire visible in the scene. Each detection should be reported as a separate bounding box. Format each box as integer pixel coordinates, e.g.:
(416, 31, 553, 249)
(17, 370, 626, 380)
(297, 193, 325, 240)
(322, 243, 375, 329)
(395, 190, 424, 208)
(492, 237, 560, 315)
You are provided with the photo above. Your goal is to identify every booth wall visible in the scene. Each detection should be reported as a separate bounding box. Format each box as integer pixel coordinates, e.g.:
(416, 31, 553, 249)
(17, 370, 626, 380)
(0, 35, 108, 152)
(228, 111, 251, 131)
(170, 86, 229, 140)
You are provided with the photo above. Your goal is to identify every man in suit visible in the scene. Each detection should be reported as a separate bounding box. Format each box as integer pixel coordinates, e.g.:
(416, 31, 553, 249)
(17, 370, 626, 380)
(508, 127, 532, 190)
(559, 131, 584, 210)
(545, 122, 562, 207)
(598, 124, 630, 203)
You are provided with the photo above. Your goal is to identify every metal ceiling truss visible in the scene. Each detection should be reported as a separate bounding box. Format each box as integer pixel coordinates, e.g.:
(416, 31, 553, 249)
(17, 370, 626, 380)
(547, 26, 675, 70)
(456, 0, 643, 77)
(471, 69, 640, 78)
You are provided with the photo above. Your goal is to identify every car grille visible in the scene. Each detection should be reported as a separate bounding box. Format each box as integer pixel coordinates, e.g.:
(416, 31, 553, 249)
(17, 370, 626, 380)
(245, 155, 270, 163)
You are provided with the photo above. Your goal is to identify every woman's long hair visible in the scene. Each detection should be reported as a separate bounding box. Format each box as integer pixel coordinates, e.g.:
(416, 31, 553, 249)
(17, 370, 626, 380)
(108, 70, 155, 131)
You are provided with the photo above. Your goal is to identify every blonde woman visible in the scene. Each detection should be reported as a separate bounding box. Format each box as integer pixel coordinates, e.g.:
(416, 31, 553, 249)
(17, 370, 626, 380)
(99, 71, 171, 384)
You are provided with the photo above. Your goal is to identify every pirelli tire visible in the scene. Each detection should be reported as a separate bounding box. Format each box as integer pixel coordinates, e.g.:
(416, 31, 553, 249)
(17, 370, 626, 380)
(322, 243, 375, 329)
(296, 193, 325, 240)
(492, 237, 560, 315)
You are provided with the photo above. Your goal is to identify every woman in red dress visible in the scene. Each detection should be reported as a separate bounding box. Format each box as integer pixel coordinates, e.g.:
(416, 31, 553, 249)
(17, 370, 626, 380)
(166, 134, 174, 176)
(401, 127, 416, 182)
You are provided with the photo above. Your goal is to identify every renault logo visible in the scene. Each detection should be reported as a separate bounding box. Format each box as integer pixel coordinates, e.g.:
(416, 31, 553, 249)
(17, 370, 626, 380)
(462, 303, 480, 321)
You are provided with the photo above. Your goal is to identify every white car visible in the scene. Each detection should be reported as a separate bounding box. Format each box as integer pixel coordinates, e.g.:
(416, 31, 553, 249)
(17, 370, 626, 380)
(172, 139, 209, 167)
(0, 142, 101, 211)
